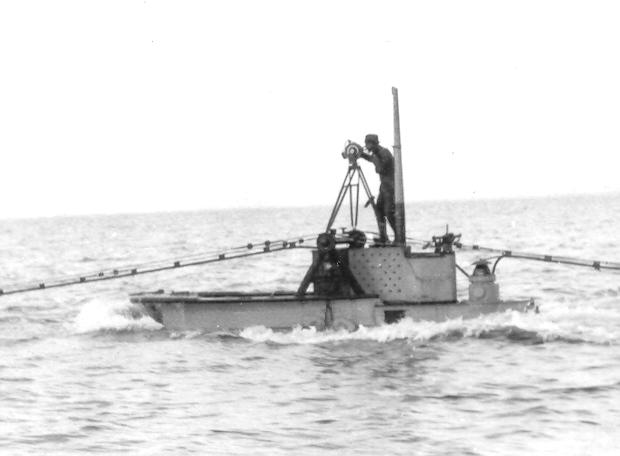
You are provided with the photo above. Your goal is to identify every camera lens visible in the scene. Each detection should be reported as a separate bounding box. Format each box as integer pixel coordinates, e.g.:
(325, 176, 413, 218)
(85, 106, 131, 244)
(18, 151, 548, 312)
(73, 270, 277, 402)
(343, 142, 362, 160)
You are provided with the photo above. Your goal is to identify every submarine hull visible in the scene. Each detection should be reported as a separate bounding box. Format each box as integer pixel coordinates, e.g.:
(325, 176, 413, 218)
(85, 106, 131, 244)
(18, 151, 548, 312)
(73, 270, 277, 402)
(130, 291, 381, 331)
(130, 290, 536, 332)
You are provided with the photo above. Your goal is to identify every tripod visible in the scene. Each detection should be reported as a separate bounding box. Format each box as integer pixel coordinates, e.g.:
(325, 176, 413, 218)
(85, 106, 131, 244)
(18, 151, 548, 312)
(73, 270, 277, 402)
(325, 152, 380, 233)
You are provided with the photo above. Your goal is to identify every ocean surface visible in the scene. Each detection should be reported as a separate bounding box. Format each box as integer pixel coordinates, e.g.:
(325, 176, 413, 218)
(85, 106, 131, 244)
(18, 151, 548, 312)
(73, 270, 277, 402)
(1, 195, 620, 455)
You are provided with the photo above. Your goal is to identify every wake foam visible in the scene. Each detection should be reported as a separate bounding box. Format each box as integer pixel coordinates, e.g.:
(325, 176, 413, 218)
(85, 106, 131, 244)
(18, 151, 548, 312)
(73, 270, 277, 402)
(239, 305, 620, 345)
(70, 298, 620, 344)
(240, 318, 468, 345)
(72, 298, 162, 333)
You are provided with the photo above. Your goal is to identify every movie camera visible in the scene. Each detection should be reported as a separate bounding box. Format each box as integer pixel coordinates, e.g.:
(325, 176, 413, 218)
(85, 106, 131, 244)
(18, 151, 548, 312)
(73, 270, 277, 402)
(341, 140, 364, 164)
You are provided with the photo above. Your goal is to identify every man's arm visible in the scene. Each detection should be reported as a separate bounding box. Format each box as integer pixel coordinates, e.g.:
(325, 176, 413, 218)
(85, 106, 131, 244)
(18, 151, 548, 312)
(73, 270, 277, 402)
(359, 151, 373, 162)
(360, 152, 383, 173)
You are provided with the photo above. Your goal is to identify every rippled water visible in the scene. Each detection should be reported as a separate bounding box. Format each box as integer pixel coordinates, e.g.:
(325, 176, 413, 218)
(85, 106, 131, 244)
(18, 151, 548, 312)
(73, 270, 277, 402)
(1, 195, 620, 455)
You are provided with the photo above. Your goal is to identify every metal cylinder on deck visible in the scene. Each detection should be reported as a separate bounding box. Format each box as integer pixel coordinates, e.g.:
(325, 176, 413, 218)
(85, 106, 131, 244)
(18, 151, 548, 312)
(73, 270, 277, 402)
(468, 261, 500, 304)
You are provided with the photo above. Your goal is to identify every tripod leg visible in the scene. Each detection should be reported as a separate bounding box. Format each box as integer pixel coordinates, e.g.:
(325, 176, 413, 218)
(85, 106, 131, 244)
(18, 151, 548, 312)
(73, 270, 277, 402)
(326, 168, 355, 231)
(354, 173, 360, 228)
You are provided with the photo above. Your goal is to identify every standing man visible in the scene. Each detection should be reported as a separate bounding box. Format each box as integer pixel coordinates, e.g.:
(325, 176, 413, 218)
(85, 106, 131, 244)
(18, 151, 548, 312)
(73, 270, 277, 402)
(360, 134, 396, 243)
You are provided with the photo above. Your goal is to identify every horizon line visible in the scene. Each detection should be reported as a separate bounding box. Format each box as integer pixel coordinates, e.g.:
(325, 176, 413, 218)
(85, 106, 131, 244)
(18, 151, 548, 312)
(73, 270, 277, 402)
(2, 189, 619, 222)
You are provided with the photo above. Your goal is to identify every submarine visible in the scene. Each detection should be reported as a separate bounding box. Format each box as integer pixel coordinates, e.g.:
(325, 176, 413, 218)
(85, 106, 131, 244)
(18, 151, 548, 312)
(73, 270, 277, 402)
(129, 88, 537, 331)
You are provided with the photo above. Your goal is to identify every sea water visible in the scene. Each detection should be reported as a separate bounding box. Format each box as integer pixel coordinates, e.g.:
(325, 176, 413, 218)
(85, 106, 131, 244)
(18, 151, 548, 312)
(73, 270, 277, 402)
(1, 195, 619, 455)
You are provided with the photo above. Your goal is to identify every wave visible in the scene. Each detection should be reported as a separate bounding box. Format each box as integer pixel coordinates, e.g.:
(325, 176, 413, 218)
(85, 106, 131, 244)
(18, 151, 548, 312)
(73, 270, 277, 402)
(72, 298, 162, 333)
(239, 304, 620, 345)
(69, 295, 620, 345)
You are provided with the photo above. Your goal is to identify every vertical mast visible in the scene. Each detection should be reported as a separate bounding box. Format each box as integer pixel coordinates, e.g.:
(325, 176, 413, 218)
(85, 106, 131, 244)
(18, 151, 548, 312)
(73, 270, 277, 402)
(392, 87, 406, 245)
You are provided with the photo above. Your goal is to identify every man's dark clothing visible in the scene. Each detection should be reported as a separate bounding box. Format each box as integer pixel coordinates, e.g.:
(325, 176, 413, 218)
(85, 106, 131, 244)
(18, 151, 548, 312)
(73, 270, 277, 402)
(361, 146, 396, 235)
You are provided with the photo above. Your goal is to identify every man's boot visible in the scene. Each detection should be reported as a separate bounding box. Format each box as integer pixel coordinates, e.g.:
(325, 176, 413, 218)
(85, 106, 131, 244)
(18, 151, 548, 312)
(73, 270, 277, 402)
(373, 221, 389, 244)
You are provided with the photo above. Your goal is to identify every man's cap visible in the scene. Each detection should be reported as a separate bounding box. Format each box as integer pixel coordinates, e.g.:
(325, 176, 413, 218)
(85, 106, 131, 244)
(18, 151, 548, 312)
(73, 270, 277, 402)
(364, 134, 379, 145)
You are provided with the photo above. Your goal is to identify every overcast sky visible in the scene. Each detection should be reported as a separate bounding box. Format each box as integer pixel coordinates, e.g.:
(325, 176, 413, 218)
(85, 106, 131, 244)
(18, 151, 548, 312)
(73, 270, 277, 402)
(1, 1, 619, 218)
